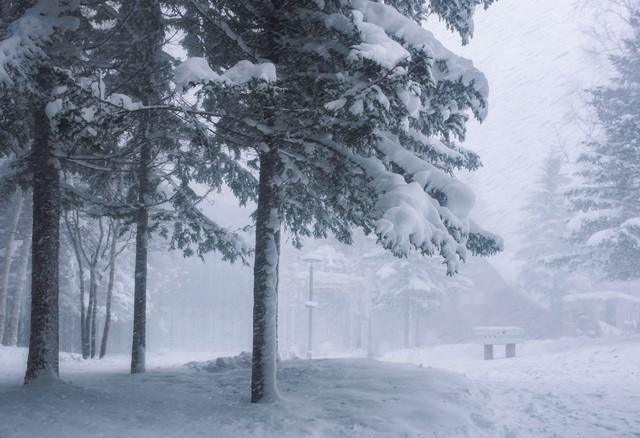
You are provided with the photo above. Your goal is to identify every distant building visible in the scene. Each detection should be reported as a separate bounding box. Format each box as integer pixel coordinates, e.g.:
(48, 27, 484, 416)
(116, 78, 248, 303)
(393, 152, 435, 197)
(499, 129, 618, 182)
(562, 292, 640, 336)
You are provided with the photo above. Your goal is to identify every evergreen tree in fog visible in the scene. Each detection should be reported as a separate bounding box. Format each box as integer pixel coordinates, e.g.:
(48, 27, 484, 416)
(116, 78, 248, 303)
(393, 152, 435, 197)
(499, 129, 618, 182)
(175, 0, 501, 402)
(567, 7, 640, 281)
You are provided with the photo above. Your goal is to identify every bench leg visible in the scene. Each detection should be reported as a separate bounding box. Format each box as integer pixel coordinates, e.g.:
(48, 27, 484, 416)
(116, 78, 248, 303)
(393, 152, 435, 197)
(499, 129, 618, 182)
(484, 344, 494, 360)
(506, 343, 516, 358)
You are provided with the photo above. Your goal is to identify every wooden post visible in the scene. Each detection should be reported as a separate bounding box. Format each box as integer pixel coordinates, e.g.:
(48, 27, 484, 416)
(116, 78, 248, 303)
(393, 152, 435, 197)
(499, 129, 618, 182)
(506, 343, 516, 358)
(484, 344, 494, 360)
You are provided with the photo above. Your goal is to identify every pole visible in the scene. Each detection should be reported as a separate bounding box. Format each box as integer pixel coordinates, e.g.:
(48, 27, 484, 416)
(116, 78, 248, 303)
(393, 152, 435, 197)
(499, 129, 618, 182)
(307, 263, 314, 359)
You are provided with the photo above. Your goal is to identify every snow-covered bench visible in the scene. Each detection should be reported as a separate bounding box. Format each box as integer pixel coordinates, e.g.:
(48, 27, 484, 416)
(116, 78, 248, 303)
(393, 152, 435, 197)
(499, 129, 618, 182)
(474, 326, 524, 360)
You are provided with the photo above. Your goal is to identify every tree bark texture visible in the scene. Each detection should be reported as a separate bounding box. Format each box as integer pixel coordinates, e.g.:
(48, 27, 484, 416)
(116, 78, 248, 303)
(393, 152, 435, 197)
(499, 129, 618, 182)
(131, 128, 150, 374)
(88, 266, 99, 358)
(100, 223, 118, 358)
(128, 0, 164, 375)
(251, 150, 282, 403)
(25, 91, 61, 384)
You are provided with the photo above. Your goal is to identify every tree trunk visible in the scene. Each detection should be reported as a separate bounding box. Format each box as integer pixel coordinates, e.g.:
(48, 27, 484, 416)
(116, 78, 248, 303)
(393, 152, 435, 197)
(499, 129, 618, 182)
(86, 269, 92, 355)
(79, 264, 88, 358)
(367, 307, 375, 358)
(366, 288, 376, 358)
(25, 89, 61, 384)
(88, 266, 99, 358)
(2, 229, 31, 346)
(131, 128, 151, 374)
(413, 306, 421, 348)
(251, 150, 282, 403)
(80, 286, 88, 357)
(0, 190, 24, 341)
(64, 214, 89, 358)
(403, 297, 411, 349)
(85, 267, 94, 357)
(355, 295, 363, 350)
(100, 224, 118, 358)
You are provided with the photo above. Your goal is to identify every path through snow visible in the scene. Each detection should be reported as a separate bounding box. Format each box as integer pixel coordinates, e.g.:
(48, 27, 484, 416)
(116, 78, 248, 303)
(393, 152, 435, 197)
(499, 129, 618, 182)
(383, 337, 640, 437)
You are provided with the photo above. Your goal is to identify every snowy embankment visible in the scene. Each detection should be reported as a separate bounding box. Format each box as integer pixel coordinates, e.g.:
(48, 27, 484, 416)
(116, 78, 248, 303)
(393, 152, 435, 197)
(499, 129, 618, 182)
(0, 346, 500, 438)
(383, 337, 640, 438)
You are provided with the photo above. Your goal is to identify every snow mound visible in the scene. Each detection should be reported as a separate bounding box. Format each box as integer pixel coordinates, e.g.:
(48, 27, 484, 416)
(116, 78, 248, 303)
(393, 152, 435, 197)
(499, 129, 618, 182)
(186, 351, 252, 371)
(184, 358, 500, 437)
(0, 349, 501, 437)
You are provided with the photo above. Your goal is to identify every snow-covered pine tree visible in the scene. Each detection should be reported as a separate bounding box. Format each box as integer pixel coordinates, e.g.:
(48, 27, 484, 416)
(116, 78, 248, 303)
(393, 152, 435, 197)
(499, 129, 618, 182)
(1, 0, 153, 378)
(107, 0, 166, 375)
(0, 0, 86, 383)
(567, 7, 640, 281)
(426, 0, 496, 44)
(1, 0, 252, 379)
(75, 0, 255, 372)
(177, 0, 501, 402)
(516, 148, 573, 335)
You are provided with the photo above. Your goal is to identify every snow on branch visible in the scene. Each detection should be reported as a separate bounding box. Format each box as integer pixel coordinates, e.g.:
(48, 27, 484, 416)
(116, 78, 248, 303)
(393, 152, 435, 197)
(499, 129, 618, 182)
(375, 130, 475, 221)
(314, 134, 466, 273)
(566, 208, 622, 235)
(0, 1, 79, 87)
(428, 0, 496, 44)
(468, 220, 504, 256)
(174, 57, 276, 91)
(585, 218, 640, 248)
(350, 0, 489, 119)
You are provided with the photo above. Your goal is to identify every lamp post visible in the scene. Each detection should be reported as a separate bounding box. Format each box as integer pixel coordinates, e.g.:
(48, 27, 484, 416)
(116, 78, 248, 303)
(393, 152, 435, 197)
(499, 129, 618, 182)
(302, 253, 322, 359)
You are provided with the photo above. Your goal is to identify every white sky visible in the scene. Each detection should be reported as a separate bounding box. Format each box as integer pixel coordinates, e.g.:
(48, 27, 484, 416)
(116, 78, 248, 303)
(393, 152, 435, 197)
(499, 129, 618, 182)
(430, 0, 612, 282)
(199, 0, 618, 284)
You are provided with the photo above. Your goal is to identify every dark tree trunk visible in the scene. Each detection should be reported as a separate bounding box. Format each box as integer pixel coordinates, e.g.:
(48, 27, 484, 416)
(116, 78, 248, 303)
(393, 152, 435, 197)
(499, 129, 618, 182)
(86, 269, 93, 356)
(274, 228, 280, 361)
(64, 214, 89, 358)
(2, 228, 31, 346)
(80, 287, 88, 357)
(88, 267, 98, 358)
(251, 150, 282, 403)
(100, 223, 118, 358)
(78, 261, 88, 358)
(127, 0, 164, 375)
(25, 91, 61, 384)
(0, 190, 24, 341)
(131, 130, 150, 374)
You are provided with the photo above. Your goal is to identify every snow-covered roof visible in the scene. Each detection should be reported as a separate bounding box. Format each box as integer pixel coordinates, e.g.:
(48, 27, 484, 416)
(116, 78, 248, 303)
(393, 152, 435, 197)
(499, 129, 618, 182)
(562, 291, 640, 303)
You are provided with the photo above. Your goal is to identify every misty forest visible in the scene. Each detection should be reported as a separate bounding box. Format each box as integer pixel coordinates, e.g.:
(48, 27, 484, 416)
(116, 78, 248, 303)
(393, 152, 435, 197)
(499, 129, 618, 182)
(0, 0, 639, 437)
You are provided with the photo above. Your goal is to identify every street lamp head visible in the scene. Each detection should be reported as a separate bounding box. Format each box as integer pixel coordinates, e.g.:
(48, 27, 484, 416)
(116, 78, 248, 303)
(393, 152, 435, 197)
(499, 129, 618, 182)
(301, 253, 324, 264)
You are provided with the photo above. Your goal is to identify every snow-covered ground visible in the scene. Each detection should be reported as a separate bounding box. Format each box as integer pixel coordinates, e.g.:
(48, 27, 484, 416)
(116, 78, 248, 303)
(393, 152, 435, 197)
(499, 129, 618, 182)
(0, 347, 499, 438)
(2, 337, 637, 437)
(383, 336, 640, 437)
